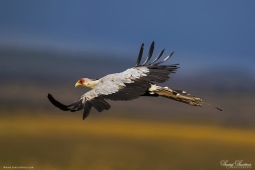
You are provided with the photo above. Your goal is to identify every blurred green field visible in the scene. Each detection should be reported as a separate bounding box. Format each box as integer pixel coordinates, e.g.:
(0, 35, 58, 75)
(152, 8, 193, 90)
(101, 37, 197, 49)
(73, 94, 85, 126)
(0, 112, 255, 170)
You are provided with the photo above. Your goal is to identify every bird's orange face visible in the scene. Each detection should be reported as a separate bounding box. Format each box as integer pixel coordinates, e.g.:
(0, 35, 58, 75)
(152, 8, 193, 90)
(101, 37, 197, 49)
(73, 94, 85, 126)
(75, 78, 85, 87)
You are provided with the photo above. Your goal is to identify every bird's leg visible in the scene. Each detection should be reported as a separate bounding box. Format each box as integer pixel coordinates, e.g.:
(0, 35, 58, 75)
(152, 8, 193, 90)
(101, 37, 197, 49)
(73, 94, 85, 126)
(152, 85, 203, 107)
(176, 95, 202, 103)
(169, 93, 203, 107)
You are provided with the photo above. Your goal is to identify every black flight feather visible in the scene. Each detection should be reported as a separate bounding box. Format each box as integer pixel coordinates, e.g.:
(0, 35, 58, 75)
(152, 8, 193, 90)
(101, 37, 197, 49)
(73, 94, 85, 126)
(135, 43, 144, 67)
(154, 51, 174, 65)
(83, 102, 92, 120)
(142, 41, 154, 65)
(47, 93, 71, 111)
(149, 49, 165, 65)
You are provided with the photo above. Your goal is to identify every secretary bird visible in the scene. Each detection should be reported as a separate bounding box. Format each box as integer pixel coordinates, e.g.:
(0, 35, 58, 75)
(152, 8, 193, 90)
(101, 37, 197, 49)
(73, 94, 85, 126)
(48, 41, 221, 119)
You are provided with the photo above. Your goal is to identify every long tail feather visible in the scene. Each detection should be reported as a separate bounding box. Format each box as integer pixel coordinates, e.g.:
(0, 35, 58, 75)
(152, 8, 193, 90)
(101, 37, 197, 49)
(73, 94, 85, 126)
(201, 102, 222, 111)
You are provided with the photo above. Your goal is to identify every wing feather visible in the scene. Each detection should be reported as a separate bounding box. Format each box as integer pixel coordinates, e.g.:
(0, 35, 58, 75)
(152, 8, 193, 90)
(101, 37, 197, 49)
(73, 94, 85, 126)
(135, 43, 144, 66)
(149, 49, 165, 65)
(153, 51, 174, 65)
(89, 99, 104, 112)
(83, 102, 92, 120)
(141, 41, 154, 66)
(47, 93, 110, 119)
(47, 94, 73, 111)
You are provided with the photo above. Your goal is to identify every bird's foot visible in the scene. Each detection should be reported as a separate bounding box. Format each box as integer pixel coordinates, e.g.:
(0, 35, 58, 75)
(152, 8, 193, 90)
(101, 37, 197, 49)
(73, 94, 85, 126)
(189, 101, 202, 107)
(192, 97, 203, 102)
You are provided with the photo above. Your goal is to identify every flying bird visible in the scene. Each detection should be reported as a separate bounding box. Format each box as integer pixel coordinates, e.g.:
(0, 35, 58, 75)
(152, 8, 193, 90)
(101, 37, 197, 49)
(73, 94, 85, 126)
(48, 41, 221, 120)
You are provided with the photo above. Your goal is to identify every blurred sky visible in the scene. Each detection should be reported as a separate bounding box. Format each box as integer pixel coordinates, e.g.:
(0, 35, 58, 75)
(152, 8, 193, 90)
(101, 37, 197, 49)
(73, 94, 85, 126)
(0, 0, 255, 126)
(0, 0, 255, 73)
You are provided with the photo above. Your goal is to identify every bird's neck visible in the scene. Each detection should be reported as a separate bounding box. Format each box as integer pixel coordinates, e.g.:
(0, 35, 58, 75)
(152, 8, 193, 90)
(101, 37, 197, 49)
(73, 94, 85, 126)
(86, 79, 100, 89)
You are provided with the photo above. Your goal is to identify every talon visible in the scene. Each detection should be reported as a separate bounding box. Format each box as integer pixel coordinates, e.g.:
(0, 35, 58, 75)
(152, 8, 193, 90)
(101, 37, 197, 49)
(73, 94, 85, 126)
(189, 102, 202, 107)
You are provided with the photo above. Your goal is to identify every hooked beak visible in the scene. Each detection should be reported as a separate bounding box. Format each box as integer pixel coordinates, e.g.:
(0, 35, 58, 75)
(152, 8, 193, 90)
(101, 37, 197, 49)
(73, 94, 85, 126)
(75, 81, 83, 88)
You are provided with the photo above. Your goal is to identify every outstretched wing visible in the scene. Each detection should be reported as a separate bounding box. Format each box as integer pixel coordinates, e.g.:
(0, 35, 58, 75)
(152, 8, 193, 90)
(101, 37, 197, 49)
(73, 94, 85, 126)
(96, 41, 179, 100)
(47, 67, 152, 119)
(136, 41, 179, 83)
(47, 93, 111, 120)
(98, 41, 179, 100)
(47, 68, 148, 120)
(48, 41, 179, 119)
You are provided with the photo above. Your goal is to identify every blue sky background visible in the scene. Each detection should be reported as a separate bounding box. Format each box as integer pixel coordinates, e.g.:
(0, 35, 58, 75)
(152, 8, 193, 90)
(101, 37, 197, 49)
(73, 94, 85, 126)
(0, 0, 254, 74)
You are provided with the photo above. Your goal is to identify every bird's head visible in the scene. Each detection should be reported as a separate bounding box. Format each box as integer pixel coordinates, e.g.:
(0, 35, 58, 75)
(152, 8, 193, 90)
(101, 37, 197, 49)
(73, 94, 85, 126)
(75, 78, 98, 88)
(75, 78, 87, 87)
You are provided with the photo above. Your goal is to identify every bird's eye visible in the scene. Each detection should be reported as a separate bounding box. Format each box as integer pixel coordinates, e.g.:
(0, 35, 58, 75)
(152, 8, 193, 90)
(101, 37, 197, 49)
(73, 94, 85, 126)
(80, 79, 85, 83)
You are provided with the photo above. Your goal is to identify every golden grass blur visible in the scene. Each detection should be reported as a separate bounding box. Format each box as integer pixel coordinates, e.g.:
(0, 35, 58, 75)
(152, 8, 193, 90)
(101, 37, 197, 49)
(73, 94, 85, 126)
(1, 112, 255, 170)
(1, 114, 255, 146)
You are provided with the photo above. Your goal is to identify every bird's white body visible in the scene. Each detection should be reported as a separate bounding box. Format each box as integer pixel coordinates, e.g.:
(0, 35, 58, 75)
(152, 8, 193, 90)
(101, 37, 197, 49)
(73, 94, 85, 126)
(82, 67, 150, 100)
